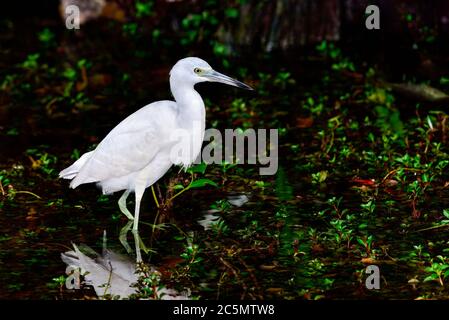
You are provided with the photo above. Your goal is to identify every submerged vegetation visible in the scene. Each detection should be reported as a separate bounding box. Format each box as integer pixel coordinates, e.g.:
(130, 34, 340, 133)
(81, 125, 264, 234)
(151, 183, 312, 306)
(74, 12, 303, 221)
(1, 0, 449, 300)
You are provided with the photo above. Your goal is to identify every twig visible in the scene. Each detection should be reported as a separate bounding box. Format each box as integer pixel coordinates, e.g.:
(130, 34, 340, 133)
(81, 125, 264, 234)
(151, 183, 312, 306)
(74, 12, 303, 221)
(380, 167, 424, 186)
(219, 257, 248, 299)
(103, 261, 113, 297)
(168, 173, 194, 202)
(14, 190, 42, 199)
(412, 223, 449, 233)
(151, 185, 160, 208)
(237, 256, 263, 299)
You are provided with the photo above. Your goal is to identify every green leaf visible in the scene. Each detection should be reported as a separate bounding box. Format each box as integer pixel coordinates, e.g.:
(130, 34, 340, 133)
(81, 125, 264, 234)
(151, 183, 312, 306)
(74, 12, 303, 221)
(225, 8, 239, 18)
(189, 178, 218, 189)
(180, 253, 189, 260)
(173, 184, 185, 191)
(444, 269, 449, 278)
(63, 68, 77, 81)
(187, 163, 207, 174)
(135, 1, 153, 18)
(443, 209, 449, 219)
(423, 275, 438, 282)
(38, 28, 54, 43)
(440, 77, 449, 85)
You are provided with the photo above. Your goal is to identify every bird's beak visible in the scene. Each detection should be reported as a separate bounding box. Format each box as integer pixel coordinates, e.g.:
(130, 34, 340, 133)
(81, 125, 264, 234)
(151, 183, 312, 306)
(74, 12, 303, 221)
(205, 70, 254, 90)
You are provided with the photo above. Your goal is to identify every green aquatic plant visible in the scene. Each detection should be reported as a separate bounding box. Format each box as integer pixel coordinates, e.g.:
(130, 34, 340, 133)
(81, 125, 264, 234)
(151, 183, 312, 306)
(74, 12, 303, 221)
(21, 53, 40, 69)
(38, 28, 55, 45)
(135, 1, 154, 18)
(26, 148, 58, 177)
(424, 255, 449, 286)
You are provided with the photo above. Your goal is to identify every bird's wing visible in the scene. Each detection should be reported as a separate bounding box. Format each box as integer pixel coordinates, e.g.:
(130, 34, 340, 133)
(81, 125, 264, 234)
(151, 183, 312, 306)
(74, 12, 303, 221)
(71, 101, 178, 187)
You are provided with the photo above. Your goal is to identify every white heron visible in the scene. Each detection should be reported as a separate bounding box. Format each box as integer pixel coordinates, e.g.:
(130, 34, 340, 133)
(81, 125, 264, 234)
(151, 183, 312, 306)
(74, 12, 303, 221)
(59, 57, 253, 233)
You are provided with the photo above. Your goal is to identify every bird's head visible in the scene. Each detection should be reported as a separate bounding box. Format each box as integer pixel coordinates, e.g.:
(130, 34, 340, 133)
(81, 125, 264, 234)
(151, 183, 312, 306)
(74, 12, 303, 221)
(170, 57, 253, 90)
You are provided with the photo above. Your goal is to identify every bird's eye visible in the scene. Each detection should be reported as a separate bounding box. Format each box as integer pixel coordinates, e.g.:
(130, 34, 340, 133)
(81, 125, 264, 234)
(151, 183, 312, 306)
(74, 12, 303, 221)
(194, 68, 201, 74)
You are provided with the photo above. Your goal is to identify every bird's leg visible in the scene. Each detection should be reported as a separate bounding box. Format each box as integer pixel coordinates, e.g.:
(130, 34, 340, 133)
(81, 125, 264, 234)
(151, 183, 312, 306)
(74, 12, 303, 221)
(118, 190, 134, 220)
(102, 230, 107, 256)
(132, 229, 142, 262)
(133, 184, 145, 232)
(119, 220, 150, 260)
(132, 185, 145, 261)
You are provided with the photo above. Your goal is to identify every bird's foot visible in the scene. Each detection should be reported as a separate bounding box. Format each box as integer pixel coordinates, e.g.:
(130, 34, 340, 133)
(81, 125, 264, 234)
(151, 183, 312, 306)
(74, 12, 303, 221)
(119, 221, 133, 254)
(119, 221, 153, 259)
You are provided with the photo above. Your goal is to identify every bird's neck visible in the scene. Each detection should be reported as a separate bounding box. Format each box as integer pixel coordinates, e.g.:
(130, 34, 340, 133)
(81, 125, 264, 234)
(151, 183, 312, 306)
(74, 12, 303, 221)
(170, 81, 206, 166)
(171, 82, 206, 129)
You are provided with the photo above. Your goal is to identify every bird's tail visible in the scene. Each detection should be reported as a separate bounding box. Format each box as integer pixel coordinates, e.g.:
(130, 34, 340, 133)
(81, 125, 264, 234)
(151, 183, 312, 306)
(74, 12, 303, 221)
(59, 151, 94, 181)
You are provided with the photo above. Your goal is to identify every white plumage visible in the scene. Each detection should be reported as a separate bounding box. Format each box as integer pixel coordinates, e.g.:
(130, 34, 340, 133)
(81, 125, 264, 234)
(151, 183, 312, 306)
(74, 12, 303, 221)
(60, 57, 252, 232)
(61, 232, 191, 299)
